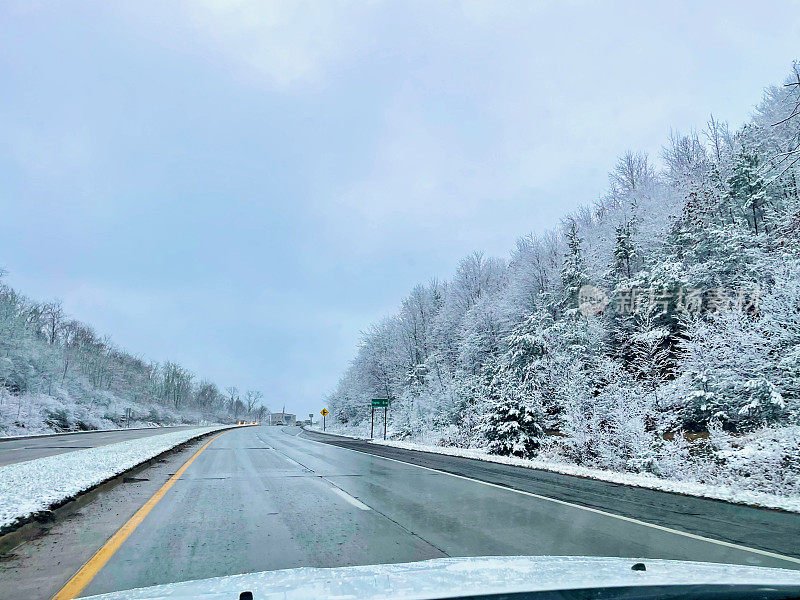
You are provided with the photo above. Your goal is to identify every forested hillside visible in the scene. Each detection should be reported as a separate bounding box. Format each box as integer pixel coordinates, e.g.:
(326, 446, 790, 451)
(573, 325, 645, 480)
(328, 63, 800, 498)
(0, 277, 265, 436)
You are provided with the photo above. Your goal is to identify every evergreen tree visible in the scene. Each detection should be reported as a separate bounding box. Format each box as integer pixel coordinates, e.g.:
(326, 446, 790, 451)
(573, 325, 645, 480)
(709, 163, 736, 226)
(613, 217, 637, 279)
(482, 387, 544, 458)
(727, 147, 768, 235)
(560, 220, 589, 313)
(501, 308, 565, 429)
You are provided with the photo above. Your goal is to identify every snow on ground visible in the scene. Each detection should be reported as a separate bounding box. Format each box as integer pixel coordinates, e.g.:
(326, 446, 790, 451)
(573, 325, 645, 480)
(0, 423, 202, 441)
(0, 425, 235, 531)
(305, 426, 800, 513)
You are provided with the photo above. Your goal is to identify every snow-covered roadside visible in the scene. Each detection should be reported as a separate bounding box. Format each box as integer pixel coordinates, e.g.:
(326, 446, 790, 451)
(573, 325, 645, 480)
(305, 426, 800, 513)
(304, 426, 367, 440)
(0, 425, 236, 531)
(0, 423, 202, 441)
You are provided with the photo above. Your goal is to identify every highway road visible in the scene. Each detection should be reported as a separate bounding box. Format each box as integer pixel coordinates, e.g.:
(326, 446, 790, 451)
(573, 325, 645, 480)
(1, 425, 798, 600)
(0, 426, 199, 466)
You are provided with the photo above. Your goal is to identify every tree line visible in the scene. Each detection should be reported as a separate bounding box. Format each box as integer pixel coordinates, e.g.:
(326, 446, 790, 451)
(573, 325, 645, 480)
(0, 277, 269, 433)
(326, 62, 800, 495)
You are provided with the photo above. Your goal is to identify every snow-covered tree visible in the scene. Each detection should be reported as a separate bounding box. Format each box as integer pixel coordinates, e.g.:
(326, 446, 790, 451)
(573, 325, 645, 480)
(560, 220, 589, 313)
(727, 145, 769, 234)
(613, 217, 637, 279)
(482, 384, 544, 458)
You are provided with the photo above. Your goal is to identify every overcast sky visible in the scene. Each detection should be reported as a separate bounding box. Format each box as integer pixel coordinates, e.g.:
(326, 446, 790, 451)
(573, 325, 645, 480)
(2, 1, 799, 417)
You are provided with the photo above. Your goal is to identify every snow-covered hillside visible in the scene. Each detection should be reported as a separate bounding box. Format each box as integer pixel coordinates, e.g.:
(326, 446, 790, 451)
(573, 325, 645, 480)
(326, 62, 800, 501)
(0, 281, 267, 436)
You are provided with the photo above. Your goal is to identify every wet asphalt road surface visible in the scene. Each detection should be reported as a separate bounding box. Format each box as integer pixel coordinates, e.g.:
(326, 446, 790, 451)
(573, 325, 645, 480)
(67, 426, 799, 598)
(303, 429, 800, 562)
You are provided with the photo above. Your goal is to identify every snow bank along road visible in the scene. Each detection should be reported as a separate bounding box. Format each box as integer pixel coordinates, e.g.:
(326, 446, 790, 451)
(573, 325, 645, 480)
(0, 425, 237, 533)
(1, 426, 798, 600)
(0, 426, 199, 467)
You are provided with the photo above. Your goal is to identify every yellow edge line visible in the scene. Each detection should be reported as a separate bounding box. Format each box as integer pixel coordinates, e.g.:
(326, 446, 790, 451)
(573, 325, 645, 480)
(296, 430, 800, 568)
(51, 430, 231, 600)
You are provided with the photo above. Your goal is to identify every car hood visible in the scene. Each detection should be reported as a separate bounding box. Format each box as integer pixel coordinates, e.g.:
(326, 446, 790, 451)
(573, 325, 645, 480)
(83, 555, 800, 600)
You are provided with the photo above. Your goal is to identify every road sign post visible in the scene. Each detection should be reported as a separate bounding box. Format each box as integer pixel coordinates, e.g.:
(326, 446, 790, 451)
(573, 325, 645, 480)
(371, 399, 389, 440)
(320, 408, 329, 431)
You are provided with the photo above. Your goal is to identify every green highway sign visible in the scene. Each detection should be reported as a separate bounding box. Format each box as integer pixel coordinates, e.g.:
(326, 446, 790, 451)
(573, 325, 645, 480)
(370, 399, 390, 439)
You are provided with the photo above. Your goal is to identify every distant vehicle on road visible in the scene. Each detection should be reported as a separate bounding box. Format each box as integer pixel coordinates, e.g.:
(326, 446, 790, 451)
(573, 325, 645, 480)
(269, 412, 296, 426)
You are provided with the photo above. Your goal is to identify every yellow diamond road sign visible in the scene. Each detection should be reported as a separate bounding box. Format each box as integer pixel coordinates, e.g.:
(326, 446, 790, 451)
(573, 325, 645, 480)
(320, 408, 329, 416)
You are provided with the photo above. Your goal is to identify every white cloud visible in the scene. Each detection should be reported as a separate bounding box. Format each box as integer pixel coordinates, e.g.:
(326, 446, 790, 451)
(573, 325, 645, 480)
(311, 1, 800, 262)
(171, 1, 379, 90)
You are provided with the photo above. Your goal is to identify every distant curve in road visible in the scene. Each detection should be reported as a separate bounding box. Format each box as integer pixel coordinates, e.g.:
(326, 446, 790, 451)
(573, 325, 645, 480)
(69, 426, 798, 598)
(0, 426, 199, 466)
